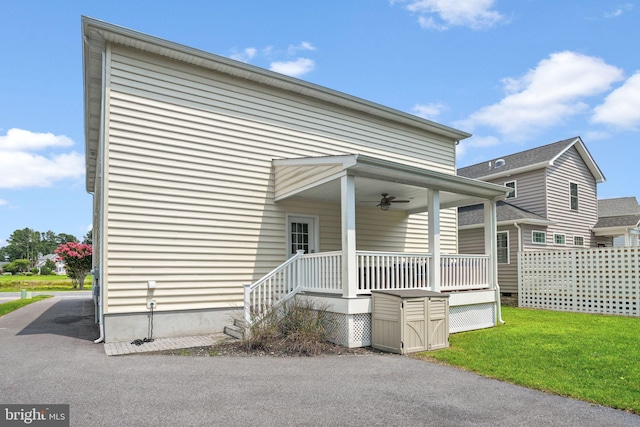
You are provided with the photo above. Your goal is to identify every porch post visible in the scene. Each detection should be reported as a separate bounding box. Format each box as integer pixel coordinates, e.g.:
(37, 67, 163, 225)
(341, 174, 357, 298)
(483, 199, 498, 289)
(428, 189, 441, 292)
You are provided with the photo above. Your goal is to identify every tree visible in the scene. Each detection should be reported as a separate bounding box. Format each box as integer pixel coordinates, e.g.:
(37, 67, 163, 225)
(83, 230, 93, 245)
(3, 259, 31, 274)
(55, 242, 93, 289)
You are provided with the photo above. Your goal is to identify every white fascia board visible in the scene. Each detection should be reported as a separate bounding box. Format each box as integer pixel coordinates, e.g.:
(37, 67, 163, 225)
(459, 218, 555, 230)
(549, 137, 606, 183)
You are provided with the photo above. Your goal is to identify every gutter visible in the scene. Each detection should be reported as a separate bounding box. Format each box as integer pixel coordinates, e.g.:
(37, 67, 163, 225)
(93, 45, 107, 344)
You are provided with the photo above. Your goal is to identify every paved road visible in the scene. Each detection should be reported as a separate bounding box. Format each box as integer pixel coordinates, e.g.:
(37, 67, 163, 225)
(1, 296, 638, 427)
(0, 291, 91, 304)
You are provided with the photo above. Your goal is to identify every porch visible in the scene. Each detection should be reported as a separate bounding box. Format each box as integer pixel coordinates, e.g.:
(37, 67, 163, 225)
(244, 154, 511, 347)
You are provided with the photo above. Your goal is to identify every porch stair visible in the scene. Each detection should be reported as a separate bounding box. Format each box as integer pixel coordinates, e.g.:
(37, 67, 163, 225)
(223, 318, 248, 340)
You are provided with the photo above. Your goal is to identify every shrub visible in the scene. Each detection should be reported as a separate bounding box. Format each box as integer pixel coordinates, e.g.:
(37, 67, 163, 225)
(31, 268, 39, 275)
(40, 266, 52, 275)
(244, 297, 335, 356)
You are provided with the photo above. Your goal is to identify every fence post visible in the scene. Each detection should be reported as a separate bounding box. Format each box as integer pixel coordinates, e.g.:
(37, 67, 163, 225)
(243, 283, 251, 324)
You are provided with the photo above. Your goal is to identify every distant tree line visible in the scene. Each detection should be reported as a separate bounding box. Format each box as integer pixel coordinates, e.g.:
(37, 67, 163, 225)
(0, 228, 92, 267)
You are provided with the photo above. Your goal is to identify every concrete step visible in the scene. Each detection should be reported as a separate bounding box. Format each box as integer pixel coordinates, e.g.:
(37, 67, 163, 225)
(223, 318, 249, 340)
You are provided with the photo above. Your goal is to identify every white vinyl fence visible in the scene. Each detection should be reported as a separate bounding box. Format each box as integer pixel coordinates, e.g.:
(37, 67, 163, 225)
(519, 247, 640, 316)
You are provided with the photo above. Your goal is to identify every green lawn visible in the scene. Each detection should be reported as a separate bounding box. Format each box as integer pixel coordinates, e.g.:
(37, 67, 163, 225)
(0, 275, 92, 292)
(415, 307, 640, 414)
(0, 295, 53, 317)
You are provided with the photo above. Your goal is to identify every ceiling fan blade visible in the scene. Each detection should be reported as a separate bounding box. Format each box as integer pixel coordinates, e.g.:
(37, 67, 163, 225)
(391, 200, 410, 203)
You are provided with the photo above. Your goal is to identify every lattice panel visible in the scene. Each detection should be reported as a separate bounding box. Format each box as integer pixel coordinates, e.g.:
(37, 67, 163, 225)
(520, 247, 640, 316)
(326, 313, 372, 348)
(449, 303, 495, 333)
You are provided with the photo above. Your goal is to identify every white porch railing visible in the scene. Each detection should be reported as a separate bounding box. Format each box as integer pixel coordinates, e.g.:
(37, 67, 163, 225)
(243, 250, 305, 324)
(440, 254, 490, 291)
(357, 251, 430, 292)
(244, 250, 491, 325)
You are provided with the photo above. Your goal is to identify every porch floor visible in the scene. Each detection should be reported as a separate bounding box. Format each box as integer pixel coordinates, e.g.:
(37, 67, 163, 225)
(103, 332, 229, 356)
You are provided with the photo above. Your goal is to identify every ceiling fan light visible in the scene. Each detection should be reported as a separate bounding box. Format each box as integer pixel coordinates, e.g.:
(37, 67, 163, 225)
(380, 202, 390, 211)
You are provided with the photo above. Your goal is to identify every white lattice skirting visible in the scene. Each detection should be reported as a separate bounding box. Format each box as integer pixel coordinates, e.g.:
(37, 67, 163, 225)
(327, 303, 496, 347)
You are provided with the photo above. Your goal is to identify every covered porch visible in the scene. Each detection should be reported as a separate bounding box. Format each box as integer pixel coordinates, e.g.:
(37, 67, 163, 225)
(246, 154, 511, 347)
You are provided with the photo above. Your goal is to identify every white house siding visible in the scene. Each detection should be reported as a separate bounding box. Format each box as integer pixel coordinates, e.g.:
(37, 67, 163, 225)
(102, 45, 459, 315)
(545, 147, 598, 248)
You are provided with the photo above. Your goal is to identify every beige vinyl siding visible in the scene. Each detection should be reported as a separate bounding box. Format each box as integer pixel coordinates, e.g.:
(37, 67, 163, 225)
(487, 169, 547, 217)
(103, 45, 459, 314)
(546, 146, 598, 248)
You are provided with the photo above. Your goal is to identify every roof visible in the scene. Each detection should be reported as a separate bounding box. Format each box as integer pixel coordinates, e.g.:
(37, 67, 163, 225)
(593, 215, 640, 229)
(598, 197, 640, 217)
(457, 137, 605, 183)
(458, 201, 554, 229)
(274, 154, 511, 212)
(82, 17, 471, 193)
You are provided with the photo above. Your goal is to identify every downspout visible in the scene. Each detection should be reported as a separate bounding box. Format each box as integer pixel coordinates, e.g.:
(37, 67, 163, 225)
(93, 45, 107, 344)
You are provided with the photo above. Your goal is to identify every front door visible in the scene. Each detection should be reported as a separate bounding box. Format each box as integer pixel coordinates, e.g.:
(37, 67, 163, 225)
(287, 215, 317, 257)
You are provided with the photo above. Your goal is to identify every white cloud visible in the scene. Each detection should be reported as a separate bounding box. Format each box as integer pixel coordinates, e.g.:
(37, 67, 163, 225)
(394, 0, 504, 30)
(456, 135, 500, 158)
(460, 51, 624, 139)
(605, 3, 633, 18)
(0, 128, 73, 151)
(592, 72, 640, 130)
(0, 128, 84, 189)
(288, 41, 316, 55)
(229, 47, 257, 63)
(0, 199, 7, 206)
(270, 58, 315, 77)
(412, 102, 448, 120)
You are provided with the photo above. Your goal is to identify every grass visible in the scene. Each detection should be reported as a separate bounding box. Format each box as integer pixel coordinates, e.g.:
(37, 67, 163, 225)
(0, 295, 53, 317)
(0, 274, 92, 292)
(415, 306, 640, 414)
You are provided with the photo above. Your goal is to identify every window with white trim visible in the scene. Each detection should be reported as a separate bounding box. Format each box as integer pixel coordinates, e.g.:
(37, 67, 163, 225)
(554, 234, 566, 245)
(574, 236, 584, 246)
(505, 181, 517, 199)
(497, 231, 509, 264)
(570, 182, 579, 211)
(532, 231, 546, 244)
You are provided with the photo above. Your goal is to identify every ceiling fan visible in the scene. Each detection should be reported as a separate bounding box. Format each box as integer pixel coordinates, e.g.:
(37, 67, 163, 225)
(362, 193, 410, 211)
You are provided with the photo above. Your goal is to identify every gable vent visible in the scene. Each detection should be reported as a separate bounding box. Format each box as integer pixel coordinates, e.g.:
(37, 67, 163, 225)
(494, 159, 506, 168)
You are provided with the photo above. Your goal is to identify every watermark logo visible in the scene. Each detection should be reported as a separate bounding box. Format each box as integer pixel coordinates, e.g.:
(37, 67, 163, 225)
(1, 405, 68, 426)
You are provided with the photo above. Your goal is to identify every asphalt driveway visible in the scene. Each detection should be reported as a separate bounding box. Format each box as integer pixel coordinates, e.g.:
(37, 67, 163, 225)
(1, 296, 638, 427)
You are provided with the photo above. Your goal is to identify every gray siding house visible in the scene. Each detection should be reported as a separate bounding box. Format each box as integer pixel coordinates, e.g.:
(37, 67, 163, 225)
(457, 138, 606, 295)
(83, 17, 510, 345)
(593, 197, 640, 246)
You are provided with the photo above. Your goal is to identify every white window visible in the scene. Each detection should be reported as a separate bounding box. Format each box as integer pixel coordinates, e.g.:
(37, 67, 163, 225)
(554, 234, 566, 245)
(574, 236, 585, 246)
(505, 181, 517, 199)
(497, 231, 509, 264)
(532, 231, 546, 244)
(570, 182, 579, 211)
(287, 215, 318, 257)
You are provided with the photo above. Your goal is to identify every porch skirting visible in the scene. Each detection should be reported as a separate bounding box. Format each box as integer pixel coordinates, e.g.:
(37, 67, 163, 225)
(299, 290, 497, 348)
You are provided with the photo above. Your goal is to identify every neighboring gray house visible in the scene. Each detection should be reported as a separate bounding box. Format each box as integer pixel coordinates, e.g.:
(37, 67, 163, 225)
(35, 254, 66, 275)
(457, 137, 605, 295)
(593, 197, 640, 247)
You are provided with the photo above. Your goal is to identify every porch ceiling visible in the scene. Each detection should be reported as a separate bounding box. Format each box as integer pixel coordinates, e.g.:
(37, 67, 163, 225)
(273, 154, 510, 213)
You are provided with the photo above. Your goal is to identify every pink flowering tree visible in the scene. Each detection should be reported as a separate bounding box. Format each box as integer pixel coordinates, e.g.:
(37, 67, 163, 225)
(55, 242, 93, 289)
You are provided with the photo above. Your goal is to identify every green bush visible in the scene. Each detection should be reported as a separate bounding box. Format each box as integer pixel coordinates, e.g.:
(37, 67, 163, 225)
(40, 266, 52, 275)
(30, 268, 39, 275)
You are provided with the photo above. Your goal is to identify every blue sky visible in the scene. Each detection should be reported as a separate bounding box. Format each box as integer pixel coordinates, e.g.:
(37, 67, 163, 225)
(1, 0, 639, 247)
